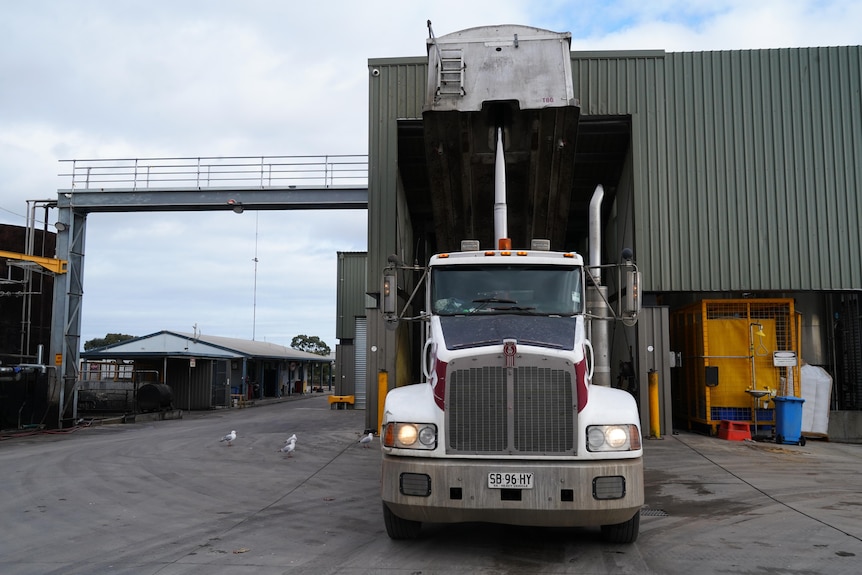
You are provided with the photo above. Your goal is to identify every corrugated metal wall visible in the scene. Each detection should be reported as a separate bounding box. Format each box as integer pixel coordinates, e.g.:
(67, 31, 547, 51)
(571, 47, 862, 292)
(571, 52, 670, 291)
(336, 251, 368, 339)
(334, 342, 354, 397)
(636, 306, 673, 437)
(572, 46, 862, 291)
(364, 58, 427, 424)
(167, 358, 219, 410)
(662, 47, 862, 292)
(367, 58, 426, 284)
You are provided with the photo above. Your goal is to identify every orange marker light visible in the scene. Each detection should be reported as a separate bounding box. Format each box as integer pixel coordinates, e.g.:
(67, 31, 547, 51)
(383, 423, 395, 447)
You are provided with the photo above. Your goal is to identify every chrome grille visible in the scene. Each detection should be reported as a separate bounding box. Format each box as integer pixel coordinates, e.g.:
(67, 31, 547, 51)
(514, 367, 574, 452)
(448, 366, 508, 452)
(447, 358, 576, 455)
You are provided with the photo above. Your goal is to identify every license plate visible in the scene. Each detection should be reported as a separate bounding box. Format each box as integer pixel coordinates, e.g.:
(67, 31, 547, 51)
(487, 472, 534, 489)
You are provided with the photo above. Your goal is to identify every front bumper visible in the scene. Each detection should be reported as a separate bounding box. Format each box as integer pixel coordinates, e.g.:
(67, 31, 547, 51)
(381, 455, 643, 527)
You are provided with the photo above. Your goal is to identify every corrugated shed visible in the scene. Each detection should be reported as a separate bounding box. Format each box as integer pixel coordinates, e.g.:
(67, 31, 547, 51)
(370, 47, 861, 293)
(336, 251, 368, 339)
(81, 330, 330, 362)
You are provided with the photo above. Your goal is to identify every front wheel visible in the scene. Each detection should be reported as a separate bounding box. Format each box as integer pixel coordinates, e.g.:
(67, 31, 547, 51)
(600, 510, 640, 544)
(382, 502, 421, 540)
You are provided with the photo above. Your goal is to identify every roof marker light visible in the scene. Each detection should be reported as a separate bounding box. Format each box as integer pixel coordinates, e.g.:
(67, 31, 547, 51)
(530, 239, 551, 251)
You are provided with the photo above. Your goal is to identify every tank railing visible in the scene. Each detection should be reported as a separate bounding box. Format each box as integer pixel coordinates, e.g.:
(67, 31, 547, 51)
(59, 155, 369, 190)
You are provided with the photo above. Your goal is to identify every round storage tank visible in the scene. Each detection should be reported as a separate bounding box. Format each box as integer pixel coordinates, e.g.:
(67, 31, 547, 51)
(137, 383, 173, 412)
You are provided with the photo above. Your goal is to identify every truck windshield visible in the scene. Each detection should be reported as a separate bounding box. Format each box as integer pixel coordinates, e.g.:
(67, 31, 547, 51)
(431, 264, 583, 316)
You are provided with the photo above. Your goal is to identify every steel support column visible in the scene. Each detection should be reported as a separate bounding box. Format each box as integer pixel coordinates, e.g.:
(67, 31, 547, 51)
(50, 201, 86, 428)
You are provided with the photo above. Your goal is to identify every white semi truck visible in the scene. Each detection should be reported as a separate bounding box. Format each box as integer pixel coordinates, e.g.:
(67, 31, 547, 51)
(379, 25, 643, 543)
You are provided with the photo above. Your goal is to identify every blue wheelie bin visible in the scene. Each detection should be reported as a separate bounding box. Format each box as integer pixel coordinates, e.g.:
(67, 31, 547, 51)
(773, 396, 805, 446)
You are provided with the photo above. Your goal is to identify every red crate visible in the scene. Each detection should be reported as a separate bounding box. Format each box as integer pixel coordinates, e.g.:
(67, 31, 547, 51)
(718, 420, 751, 441)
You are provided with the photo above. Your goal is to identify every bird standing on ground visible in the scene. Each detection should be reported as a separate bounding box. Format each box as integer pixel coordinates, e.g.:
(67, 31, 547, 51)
(220, 430, 237, 447)
(359, 432, 374, 448)
(280, 436, 297, 457)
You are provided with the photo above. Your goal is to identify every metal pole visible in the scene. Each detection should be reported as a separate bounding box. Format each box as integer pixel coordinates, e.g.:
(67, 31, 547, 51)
(648, 369, 661, 439)
(377, 370, 388, 435)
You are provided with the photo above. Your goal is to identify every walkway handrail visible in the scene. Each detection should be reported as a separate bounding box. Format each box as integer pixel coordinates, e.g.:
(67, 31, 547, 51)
(59, 155, 368, 190)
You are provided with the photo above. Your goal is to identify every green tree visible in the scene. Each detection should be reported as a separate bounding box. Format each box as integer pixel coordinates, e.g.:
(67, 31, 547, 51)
(290, 334, 331, 356)
(84, 333, 136, 351)
(291, 335, 333, 389)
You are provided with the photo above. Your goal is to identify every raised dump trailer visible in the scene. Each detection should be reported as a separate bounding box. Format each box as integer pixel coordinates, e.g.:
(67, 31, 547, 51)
(379, 25, 644, 543)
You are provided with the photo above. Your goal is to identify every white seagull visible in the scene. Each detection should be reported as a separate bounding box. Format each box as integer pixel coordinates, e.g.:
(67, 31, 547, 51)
(280, 438, 296, 457)
(359, 432, 374, 448)
(220, 430, 237, 447)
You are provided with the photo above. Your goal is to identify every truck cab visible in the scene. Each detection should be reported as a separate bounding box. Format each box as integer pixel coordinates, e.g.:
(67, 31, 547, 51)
(380, 241, 643, 542)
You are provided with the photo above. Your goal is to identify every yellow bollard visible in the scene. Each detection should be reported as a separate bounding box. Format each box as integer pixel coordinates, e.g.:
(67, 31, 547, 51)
(648, 369, 661, 439)
(377, 370, 388, 436)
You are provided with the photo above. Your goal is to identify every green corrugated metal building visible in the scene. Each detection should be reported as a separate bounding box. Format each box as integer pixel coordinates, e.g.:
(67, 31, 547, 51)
(342, 36, 861, 437)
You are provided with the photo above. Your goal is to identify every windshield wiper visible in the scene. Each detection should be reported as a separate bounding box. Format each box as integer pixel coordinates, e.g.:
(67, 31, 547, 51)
(468, 297, 518, 314)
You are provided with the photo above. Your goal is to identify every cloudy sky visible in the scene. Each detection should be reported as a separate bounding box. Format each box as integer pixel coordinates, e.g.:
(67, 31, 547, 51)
(1, 1, 859, 352)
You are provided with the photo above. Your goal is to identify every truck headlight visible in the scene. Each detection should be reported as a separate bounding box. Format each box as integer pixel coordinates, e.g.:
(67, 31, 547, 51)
(383, 422, 437, 450)
(586, 424, 641, 452)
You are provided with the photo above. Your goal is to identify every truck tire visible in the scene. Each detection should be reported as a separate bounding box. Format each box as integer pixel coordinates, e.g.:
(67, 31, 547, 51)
(382, 502, 421, 540)
(600, 510, 640, 544)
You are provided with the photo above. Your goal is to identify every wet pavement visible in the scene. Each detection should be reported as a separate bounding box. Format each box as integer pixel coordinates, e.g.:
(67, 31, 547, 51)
(639, 431, 862, 574)
(1, 394, 860, 574)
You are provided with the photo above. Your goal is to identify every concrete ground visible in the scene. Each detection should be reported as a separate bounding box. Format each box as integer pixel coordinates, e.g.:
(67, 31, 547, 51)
(0, 394, 860, 575)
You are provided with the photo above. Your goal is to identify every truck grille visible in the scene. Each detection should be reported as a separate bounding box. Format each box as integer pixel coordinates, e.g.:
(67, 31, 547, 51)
(446, 359, 576, 455)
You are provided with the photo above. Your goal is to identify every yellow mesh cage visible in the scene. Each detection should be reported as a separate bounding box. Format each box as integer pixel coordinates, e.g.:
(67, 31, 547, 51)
(671, 299, 799, 433)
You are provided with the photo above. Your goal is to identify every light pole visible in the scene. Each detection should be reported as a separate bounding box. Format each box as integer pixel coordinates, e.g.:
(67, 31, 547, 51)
(252, 212, 259, 341)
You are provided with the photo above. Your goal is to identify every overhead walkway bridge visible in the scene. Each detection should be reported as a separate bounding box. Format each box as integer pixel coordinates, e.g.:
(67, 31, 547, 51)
(47, 154, 368, 427)
(59, 154, 368, 211)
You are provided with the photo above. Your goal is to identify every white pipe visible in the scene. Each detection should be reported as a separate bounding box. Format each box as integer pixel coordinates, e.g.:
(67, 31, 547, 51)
(493, 127, 507, 245)
(589, 185, 604, 284)
(587, 187, 610, 385)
